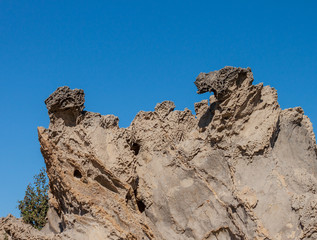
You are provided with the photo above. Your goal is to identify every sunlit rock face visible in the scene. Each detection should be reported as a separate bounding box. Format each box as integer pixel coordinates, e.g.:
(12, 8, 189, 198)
(1, 66, 317, 240)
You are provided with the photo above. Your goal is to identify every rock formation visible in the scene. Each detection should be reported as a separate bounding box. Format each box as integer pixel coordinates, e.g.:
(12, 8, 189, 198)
(1, 66, 317, 239)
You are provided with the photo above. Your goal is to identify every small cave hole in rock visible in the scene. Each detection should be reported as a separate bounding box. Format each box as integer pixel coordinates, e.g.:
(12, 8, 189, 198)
(134, 188, 146, 213)
(131, 143, 140, 155)
(74, 169, 82, 179)
(230, 205, 237, 213)
(136, 199, 146, 213)
(125, 192, 132, 203)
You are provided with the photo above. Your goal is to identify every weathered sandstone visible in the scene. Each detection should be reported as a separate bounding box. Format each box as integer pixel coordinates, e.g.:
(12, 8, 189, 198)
(1, 67, 317, 239)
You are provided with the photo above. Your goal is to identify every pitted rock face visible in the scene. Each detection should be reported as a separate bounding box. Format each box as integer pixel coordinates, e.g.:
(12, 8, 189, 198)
(194, 66, 253, 100)
(45, 86, 85, 113)
(154, 101, 176, 118)
(45, 86, 85, 127)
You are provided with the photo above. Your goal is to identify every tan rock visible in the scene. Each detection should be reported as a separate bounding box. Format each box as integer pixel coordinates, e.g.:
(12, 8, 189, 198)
(2, 67, 317, 239)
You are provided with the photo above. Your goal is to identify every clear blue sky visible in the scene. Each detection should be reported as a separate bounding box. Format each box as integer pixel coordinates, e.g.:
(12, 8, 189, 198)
(1, 1, 316, 217)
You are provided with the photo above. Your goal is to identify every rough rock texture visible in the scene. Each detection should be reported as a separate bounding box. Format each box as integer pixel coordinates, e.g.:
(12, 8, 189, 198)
(1, 66, 317, 239)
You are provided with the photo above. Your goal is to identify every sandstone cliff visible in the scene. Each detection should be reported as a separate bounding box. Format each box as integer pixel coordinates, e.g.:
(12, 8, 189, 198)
(1, 66, 317, 239)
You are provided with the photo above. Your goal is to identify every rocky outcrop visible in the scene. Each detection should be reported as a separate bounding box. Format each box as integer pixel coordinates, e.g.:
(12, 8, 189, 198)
(1, 66, 317, 239)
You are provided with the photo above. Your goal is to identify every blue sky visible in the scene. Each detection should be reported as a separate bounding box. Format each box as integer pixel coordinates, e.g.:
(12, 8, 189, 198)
(0, 1, 316, 217)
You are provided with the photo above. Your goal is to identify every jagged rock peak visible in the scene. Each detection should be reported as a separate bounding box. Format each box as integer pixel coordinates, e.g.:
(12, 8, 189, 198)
(195, 66, 253, 100)
(45, 86, 85, 113)
(45, 86, 85, 127)
(154, 101, 176, 118)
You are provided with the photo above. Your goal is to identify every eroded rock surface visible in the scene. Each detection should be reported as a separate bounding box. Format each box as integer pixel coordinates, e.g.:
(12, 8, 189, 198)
(1, 66, 317, 240)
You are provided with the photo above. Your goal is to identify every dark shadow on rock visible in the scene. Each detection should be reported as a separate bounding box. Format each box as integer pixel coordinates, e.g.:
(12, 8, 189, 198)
(198, 102, 217, 128)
